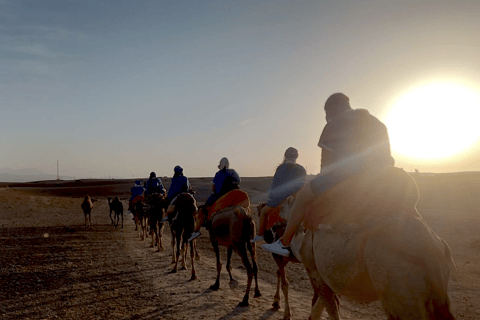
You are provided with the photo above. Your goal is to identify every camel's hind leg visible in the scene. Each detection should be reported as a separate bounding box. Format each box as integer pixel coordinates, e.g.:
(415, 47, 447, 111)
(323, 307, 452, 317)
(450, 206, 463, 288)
(209, 238, 222, 291)
(273, 256, 291, 319)
(189, 239, 197, 280)
(226, 247, 234, 282)
(236, 244, 255, 307)
(171, 233, 181, 273)
(247, 240, 261, 298)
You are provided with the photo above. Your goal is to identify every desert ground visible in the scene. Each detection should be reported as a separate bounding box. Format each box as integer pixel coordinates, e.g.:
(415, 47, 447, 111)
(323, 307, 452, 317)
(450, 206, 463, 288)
(0, 173, 479, 320)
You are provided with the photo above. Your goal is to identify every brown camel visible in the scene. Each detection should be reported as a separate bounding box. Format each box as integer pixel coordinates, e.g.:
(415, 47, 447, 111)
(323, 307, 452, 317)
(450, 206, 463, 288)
(169, 193, 199, 280)
(202, 204, 261, 307)
(107, 197, 124, 228)
(256, 202, 299, 320)
(147, 195, 169, 251)
(284, 167, 456, 320)
(132, 200, 148, 240)
(81, 194, 97, 230)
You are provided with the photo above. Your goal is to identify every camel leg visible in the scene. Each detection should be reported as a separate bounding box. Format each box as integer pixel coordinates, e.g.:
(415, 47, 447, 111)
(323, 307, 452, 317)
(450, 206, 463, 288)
(226, 247, 234, 282)
(193, 240, 200, 261)
(171, 233, 181, 273)
(121, 212, 123, 228)
(159, 223, 165, 251)
(304, 261, 339, 320)
(209, 238, 222, 291)
(247, 240, 261, 298)
(236, 244, 254, 307)
(170, 228, 176, 264)
(180, 237, 188, 270)
(190, 239, 197, 280)
(274, 256, 291, 320)
(273, 268, 282, 309)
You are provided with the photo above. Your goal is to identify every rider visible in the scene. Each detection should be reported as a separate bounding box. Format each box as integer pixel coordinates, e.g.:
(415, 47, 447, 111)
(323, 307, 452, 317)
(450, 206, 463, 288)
(144, 171, 166, 198)
(129, 180, 145, 212)
(167, 165, 192, 202)
(251, 147, 306, 243)
(188, 157, 241, 241)
(262, 93, 395, 256)
(164, 165, 193, 221)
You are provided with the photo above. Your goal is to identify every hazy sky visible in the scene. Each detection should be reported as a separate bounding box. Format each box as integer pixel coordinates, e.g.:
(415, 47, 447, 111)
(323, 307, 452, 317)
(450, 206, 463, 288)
(2, 0, 480, 179)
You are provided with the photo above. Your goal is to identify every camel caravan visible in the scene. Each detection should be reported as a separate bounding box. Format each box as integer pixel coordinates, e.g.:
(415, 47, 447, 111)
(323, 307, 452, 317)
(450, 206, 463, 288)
(78, 93, 457, 319)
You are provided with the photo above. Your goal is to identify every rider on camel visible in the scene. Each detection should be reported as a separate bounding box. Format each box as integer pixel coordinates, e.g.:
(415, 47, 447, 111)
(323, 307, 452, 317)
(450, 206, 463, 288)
(188, 157, 243, 241)
(165, 165, 194, 221)
(251, 147, 306, 243)
(262, 93, 395, 256)
(144, 171, 166, 199)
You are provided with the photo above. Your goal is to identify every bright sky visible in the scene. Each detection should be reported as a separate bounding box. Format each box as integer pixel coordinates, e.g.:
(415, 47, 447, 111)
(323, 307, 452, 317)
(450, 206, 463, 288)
(2, 0, 480, 179)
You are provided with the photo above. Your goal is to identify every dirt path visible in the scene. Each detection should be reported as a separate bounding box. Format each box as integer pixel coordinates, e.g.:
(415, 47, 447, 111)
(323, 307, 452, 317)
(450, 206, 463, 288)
(1, 188, 478, 319)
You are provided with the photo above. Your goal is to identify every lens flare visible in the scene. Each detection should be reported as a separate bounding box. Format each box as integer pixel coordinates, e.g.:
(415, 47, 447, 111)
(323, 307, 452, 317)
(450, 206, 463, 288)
(385, 82, 480, 160)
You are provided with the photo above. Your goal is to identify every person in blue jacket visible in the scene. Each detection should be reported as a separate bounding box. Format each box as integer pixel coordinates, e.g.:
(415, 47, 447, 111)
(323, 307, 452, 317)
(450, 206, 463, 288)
(128, 180, 145, 212)
(205, 157, 241, 207)
(144, 171, 166, 197)
(189, 157, 241, 241)
(251, 147, 306, 243)
(167, 165, 192, 203)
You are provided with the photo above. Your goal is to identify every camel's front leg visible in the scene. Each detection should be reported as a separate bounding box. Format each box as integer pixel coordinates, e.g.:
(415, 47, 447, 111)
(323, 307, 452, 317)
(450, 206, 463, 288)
(280, 264, 291, 320)
(273, 268, 282, 309)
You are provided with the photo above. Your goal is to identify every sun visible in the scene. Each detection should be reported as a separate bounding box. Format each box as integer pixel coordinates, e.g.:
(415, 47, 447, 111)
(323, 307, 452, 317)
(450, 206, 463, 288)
(385, 81, 480, 160)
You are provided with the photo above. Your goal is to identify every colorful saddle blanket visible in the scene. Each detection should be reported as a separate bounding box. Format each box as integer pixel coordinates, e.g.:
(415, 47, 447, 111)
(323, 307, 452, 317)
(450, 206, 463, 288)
(208, 189, 250, 220)
(131, 195, 144, 205)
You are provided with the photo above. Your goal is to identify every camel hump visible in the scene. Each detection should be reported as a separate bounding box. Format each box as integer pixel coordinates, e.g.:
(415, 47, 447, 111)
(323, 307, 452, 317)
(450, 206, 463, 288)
(304, 167, 420, 229)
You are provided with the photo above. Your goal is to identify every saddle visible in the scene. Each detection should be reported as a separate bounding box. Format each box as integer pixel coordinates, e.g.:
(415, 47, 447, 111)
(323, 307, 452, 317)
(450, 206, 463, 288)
(303, 167, 420, 231)
(207, 189, 250, 220)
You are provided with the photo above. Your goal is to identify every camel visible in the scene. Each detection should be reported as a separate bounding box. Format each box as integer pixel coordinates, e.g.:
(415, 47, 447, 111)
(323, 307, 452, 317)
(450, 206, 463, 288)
(283, 167, 456, 320)
(202, 203, 261, 307)
(147, 195, 169, 251)
(132, 201, 148, 240)
(80, 194, 97, 230)
(256, 202, 299, 320)
(169, 193, 199, 280)
(107, 197, 124, 228)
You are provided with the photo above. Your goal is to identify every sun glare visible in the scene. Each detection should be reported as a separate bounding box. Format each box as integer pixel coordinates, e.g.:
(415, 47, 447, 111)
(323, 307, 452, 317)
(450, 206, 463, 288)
(385, 82, 480, 160)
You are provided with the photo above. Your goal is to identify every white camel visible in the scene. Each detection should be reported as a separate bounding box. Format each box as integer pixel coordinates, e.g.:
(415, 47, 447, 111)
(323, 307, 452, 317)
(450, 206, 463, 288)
(284, 167, 456, 320)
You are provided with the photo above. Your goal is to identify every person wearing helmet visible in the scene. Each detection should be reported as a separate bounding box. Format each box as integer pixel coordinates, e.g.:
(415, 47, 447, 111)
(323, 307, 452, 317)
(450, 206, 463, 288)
(145, 171, 166, 197)
(262, 93, 395, 256)
(188, 157, 241, 241)
(251, 147, 306, 243)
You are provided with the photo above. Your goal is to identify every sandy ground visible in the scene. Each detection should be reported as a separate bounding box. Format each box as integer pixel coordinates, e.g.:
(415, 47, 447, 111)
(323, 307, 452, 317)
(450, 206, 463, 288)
(0, 173, 479, 319)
